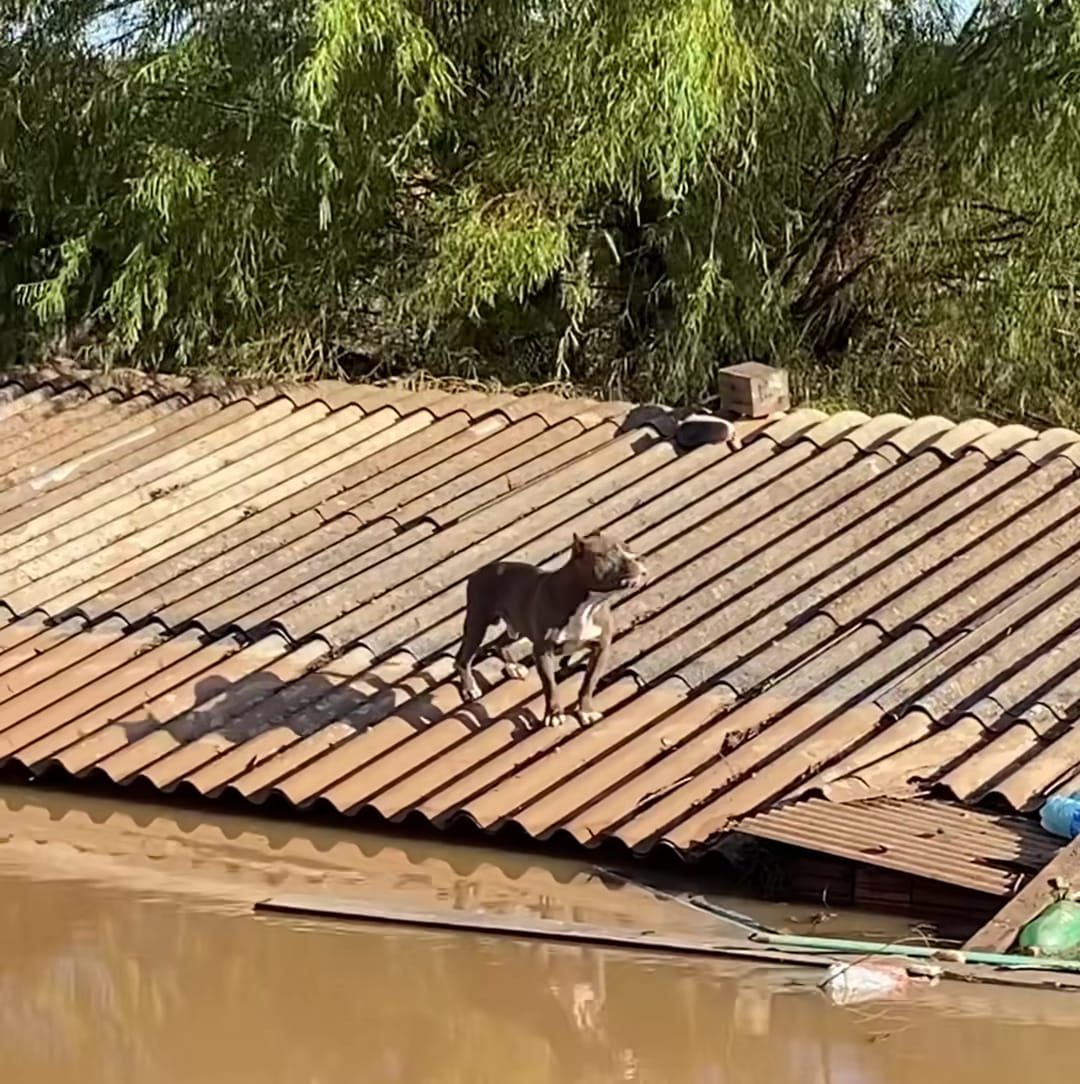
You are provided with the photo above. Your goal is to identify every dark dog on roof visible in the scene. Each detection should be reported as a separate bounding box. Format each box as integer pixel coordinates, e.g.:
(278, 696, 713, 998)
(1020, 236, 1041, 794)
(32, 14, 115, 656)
(454, 532, 647, 728)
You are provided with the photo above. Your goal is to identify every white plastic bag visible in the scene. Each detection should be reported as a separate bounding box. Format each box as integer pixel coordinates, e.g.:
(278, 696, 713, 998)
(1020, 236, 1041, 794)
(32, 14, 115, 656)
(821, 961, 909, 1006)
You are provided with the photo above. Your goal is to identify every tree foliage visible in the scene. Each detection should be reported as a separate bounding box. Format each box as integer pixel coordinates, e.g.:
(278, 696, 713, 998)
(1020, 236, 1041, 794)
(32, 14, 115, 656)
(2, 1, 1080, 422)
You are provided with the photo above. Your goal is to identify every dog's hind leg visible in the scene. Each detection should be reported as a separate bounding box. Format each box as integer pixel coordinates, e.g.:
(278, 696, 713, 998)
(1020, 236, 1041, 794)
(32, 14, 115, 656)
(455, 577, 491, 701)
(494, 624, 529, 680)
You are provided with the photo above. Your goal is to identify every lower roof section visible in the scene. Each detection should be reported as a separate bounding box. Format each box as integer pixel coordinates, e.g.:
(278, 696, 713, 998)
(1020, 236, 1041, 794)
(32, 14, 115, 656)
(0, 366, 1077, 891)
(735, 797, 1058, 897)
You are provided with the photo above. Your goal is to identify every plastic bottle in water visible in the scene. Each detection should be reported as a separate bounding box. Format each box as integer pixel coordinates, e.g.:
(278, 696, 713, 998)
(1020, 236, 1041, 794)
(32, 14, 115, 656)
(1039, 793, 1080, 840)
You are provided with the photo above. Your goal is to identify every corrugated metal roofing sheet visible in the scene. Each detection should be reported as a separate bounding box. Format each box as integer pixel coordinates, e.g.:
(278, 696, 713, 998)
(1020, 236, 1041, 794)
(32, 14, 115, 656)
(736, 797, 1058, 896)
(0, 366, 1077, 889)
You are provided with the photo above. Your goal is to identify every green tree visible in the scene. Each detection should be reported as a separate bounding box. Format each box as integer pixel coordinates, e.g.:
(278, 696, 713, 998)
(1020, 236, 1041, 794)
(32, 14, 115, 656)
(2, 1, 1080, 423)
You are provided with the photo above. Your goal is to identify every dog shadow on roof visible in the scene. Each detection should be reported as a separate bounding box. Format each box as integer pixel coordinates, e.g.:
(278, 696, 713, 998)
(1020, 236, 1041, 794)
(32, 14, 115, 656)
(90, 652, 573, 796)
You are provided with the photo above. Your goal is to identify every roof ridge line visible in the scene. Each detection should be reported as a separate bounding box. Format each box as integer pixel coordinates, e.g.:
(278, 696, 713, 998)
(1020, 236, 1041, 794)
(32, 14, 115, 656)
(13, 362, 1080, 471)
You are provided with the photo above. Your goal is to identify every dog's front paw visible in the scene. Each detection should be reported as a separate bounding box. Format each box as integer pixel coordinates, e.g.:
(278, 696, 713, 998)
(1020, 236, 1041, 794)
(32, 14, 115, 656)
(504, 661, 529, 680)
(577, 709, 603, 726)
(543, 711, 573, 728)
(460, 676, 482, 701)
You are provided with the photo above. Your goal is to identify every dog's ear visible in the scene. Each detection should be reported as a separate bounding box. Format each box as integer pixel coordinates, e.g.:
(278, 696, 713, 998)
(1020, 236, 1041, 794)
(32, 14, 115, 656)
(571, 533, 583, 556)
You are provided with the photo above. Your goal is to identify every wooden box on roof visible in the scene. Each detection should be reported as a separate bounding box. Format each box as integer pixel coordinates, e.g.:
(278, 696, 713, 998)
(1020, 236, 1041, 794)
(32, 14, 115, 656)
(715, 362, 790, 418)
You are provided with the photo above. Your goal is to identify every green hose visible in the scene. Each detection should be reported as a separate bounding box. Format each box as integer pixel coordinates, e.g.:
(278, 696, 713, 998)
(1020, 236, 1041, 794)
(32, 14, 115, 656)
(749, 930, 1080, 972)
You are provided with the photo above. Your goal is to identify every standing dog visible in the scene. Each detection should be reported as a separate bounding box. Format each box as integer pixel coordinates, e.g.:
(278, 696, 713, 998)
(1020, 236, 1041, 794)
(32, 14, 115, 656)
(454, 532, 647, 727)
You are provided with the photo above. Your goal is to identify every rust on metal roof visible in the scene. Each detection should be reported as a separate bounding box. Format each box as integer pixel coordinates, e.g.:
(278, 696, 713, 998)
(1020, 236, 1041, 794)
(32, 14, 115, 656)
(0, 367, 1078, 894)
(736, 797, 1058, 897)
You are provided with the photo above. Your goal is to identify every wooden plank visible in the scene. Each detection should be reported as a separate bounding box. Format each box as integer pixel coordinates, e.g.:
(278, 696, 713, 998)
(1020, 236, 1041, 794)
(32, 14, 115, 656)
(254, 894, 828, 967)
(589, 864, 776, 935)
(965, 834, 1080, 954)
(257, 894, 1080, 991)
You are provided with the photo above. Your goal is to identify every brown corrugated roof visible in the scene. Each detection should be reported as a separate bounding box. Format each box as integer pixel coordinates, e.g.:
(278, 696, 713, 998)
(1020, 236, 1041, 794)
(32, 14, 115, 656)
(0, 367, 1076, 890)
(736, 797, 1058, 896)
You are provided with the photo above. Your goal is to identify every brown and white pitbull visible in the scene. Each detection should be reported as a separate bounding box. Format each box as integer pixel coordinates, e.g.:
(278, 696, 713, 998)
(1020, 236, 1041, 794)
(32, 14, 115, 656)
(454, 532, 647, 727)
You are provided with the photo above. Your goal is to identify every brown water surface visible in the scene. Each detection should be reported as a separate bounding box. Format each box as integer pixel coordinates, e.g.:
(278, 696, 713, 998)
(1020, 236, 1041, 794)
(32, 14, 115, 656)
(0, 784, 1075, 1084)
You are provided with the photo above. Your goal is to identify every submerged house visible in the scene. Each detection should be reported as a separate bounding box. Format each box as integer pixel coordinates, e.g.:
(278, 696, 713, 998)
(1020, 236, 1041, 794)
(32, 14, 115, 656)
(0, 365, 1075, 942)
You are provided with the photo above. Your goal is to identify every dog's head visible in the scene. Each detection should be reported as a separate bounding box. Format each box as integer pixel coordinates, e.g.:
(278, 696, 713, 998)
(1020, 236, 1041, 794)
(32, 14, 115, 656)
(570, 532, 647, 592)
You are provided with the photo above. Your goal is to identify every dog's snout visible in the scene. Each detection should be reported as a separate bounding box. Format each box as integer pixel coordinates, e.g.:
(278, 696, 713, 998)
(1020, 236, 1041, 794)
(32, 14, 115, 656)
(624, 551, 648, 587)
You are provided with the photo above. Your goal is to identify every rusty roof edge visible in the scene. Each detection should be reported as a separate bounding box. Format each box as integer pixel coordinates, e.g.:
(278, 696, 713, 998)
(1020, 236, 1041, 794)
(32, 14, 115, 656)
(17, 364, 1080, 474)
(11, 361, 275, 407)
(729, 793, 1052, 892)
(11, 363, 640, 427)
(6, 364, 796, 445)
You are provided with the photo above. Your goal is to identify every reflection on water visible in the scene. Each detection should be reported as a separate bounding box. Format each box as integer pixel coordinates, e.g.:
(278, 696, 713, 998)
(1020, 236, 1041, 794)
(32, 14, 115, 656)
(0, 786, 1077, 1084)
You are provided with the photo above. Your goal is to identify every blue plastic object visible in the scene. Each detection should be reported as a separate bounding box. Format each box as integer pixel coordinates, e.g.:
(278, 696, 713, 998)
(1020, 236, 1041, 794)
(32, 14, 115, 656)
(1040, 793, 1080, 840)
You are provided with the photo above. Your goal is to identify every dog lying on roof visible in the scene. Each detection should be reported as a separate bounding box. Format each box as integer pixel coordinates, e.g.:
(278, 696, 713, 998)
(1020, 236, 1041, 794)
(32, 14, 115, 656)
(455, 532, 647, 728)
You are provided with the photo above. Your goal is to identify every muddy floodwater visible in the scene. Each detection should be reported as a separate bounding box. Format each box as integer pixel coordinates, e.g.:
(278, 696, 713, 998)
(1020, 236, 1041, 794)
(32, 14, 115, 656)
(0, 784, 1077, 1084)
